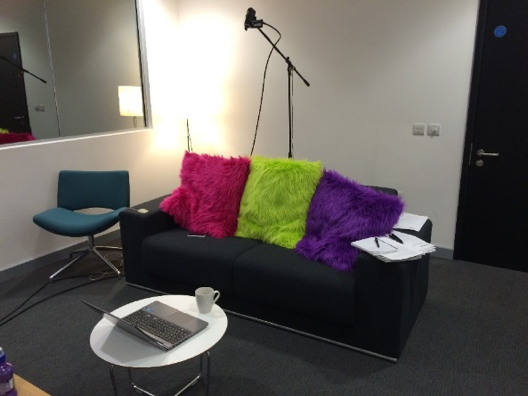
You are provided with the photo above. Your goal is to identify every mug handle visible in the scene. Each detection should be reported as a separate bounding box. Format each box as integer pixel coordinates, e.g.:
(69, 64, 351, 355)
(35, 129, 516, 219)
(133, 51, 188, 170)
(213, 290, 220, 303)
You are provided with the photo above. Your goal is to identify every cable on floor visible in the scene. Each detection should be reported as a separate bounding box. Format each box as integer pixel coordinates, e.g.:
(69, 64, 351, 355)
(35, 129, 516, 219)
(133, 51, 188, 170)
(0, 252, 124, 327)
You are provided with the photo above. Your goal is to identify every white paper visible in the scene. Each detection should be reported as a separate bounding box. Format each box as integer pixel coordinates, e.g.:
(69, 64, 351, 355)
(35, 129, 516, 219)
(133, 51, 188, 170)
(393, 212, 428, 231)
(377, 250, 423, 262)
(352, 237, 397, 254)
(351, 231, 435, 263)
(391, 231, 435, 254)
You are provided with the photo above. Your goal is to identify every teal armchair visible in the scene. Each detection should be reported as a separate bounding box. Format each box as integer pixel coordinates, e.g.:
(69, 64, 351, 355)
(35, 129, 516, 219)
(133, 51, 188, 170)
(33, 170, 130, 281)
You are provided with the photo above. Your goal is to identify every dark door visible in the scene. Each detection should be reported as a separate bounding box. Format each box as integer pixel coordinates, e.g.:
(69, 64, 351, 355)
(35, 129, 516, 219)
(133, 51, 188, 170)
(454, 0, 528, 271)
(0, 32, 31, 133)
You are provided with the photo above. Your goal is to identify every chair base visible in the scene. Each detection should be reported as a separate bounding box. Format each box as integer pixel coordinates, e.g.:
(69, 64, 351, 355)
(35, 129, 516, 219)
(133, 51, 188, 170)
(50, 235, 122, 282)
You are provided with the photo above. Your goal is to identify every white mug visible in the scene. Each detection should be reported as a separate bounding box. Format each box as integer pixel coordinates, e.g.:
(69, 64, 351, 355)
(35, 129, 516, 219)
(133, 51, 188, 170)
(195, 287, 220, 314)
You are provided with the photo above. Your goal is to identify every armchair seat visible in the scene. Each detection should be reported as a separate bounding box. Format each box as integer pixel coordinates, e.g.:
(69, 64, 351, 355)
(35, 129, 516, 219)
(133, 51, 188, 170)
(34, 208, 126, 237)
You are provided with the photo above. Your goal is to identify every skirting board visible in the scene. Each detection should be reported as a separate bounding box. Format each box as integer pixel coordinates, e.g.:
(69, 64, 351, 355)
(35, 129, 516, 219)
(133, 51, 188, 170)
(0, 230, 121, 283)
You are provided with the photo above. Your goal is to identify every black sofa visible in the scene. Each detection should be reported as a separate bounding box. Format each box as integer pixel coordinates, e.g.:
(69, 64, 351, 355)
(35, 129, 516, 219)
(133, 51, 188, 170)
(120, 195, 432, 362)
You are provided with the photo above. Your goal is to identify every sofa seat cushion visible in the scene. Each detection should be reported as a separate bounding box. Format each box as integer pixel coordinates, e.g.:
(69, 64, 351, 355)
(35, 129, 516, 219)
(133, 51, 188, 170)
(143, 228, 262, 294)
(233, 244, 356, 326)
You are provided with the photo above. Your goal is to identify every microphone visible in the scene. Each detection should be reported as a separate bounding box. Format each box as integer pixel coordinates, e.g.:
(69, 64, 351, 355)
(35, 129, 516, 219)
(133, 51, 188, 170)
(244, 7, 256, 31)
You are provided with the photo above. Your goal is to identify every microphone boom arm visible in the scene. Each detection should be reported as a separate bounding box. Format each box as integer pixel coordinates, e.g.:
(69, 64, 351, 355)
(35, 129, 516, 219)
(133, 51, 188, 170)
(257, 24, 310, 87)
(0, 55, 47, 84)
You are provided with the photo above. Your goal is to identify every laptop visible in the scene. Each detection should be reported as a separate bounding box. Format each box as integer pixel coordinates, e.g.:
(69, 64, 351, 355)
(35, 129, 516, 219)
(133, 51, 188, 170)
(82, 300, 208, 351)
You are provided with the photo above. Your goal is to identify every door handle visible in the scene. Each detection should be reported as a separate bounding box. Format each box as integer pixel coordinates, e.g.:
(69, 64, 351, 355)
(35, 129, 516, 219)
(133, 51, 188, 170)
(477, 149, 499, 157)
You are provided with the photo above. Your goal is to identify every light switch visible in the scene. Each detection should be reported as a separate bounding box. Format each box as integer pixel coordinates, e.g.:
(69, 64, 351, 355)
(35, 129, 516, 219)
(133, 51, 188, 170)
(412, 123, 426, 136)
(427, 124, 441, 137)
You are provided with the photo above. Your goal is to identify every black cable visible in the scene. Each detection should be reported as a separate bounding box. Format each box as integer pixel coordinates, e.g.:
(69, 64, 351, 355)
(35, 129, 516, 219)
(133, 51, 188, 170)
(0, 268, 122, 325)
(290, 66, 294, 158)
(0, 274, 119, 327)
(0, 252, 124, 327)
(250, 23, 282, 156)
(0, 283, 48, 323)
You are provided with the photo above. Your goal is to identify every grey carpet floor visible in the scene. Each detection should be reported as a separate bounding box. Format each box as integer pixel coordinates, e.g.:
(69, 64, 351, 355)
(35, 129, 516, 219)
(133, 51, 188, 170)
(0, 250, 527, 395)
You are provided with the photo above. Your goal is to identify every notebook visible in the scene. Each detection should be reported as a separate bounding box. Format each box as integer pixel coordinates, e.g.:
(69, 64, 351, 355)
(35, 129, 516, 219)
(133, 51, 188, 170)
(82, 300, 208, 351)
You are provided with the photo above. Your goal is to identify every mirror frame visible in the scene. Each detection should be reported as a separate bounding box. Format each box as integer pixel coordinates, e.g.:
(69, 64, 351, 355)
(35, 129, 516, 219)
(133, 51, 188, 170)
(135, 0, 152, 129)
(1, 0, 152, 148)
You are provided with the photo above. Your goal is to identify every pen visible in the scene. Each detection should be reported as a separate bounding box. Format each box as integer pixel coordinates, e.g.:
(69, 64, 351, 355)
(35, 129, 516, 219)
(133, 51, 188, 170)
(375, 237, 380, 248)
(389, 233, 403, 244)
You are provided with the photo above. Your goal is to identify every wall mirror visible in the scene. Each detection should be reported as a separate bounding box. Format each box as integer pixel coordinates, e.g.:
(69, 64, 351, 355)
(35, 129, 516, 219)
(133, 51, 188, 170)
(0, 0, 148, 145)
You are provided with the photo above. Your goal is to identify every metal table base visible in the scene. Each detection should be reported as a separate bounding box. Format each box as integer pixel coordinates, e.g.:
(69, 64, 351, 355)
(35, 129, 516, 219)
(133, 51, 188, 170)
(109, 351, 211, 396)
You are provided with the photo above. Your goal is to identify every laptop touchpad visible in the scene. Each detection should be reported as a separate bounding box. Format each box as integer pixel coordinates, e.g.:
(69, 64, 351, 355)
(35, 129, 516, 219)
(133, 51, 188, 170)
(167, 311, 195, 329)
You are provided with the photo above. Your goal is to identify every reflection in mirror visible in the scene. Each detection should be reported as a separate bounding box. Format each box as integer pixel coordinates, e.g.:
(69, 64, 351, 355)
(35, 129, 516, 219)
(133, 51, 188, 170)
(0, 0, 145, 145)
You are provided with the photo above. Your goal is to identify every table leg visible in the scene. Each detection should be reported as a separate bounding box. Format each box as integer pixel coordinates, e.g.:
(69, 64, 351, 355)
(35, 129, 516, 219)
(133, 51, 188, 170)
(192, 351, 211, 396)
(173, 373, 200, 396)
(109, 365, 119, 396)
(202, 351, 211, 396)
(174, 351, 209, 396)
(115, 351, 210, 396)
(128, 368, 156, 396)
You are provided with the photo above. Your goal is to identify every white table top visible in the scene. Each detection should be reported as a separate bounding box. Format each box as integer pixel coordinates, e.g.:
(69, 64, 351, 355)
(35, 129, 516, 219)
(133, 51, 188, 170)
(90, 295, 228, 368)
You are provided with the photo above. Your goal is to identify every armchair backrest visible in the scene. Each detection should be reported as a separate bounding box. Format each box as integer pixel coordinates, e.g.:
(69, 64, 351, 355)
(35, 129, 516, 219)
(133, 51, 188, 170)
(57, 170, 130, 211)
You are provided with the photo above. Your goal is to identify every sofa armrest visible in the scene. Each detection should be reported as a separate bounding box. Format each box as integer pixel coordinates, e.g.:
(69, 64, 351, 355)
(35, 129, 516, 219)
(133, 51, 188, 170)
(119, 195, 175, 284)
(366, 185, 399, 196)
(352, 219, 432, 358)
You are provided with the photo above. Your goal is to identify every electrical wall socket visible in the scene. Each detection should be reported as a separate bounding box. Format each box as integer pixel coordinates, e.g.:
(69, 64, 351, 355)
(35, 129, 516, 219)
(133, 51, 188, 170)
(412, 123, 426, 136)
(427, 124, 441, 137)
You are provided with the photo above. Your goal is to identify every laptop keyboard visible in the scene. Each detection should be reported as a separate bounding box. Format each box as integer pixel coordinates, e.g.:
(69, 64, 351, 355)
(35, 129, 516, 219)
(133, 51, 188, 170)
(123, 309, 191, 345)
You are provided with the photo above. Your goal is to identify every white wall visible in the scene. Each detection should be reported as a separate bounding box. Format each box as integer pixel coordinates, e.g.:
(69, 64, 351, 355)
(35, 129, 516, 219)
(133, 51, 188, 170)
(0, 131, 183, 271)
(0, 0, 479, 272)
(142, 0, 479, 251)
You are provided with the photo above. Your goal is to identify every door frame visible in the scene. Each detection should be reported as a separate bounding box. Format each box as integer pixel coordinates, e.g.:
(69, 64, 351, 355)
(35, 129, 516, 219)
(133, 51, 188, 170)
(453, 0, 488, 259)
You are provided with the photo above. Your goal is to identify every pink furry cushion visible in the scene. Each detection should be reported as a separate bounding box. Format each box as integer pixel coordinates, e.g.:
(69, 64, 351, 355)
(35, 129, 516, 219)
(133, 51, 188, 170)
(160, 152, 251, 238)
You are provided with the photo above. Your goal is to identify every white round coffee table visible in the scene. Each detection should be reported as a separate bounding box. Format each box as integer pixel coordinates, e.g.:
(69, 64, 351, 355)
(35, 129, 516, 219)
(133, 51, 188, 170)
(90, 295, 227, 395)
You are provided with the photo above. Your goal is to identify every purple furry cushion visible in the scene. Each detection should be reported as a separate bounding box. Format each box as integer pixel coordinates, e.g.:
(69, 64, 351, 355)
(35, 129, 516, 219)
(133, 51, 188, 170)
(160, 151, 251, 238)
(295, 170, 404, 271)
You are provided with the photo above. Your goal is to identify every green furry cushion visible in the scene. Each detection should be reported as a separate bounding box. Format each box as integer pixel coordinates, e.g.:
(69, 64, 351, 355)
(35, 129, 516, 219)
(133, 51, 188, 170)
(236, 157, 323, 249)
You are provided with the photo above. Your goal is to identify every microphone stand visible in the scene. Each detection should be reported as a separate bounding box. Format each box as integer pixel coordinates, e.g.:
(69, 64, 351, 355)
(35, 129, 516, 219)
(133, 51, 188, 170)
(255, 24, 309, 158)
(0, 55, 47, 84)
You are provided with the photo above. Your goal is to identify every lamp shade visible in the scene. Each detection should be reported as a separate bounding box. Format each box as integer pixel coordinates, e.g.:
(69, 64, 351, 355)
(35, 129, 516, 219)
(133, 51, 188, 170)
(118, 86, 143, 117)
